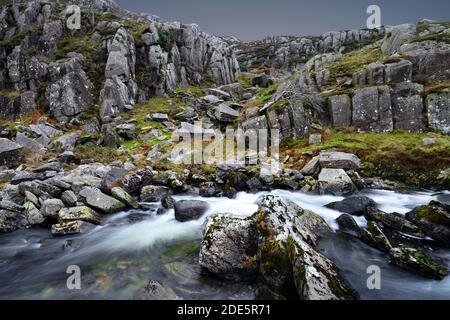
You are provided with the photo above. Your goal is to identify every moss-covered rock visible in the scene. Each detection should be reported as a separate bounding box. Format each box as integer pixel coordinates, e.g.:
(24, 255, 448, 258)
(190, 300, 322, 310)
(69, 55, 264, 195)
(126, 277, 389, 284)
(390, 247, 449, 279)
(406, 201, 450, 246)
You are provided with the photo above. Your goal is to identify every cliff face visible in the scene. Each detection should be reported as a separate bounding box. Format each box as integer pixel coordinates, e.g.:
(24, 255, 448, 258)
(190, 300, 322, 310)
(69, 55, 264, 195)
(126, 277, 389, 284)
(0, 0, 239, 122)
(239, 22, 450, 141)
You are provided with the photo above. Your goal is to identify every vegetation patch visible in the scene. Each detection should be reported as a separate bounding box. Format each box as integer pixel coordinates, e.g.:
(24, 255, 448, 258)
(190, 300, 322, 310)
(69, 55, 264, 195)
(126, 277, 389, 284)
(288, 131, 450, 188)
(73, 145, 127, 164)
(423, 80, 450, 96)
(326, 47, 385, 85)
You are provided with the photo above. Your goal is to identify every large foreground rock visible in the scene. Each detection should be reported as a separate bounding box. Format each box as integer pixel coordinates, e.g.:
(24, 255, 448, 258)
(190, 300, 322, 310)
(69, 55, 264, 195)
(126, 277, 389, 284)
(0, 139, 23, 167)
(256, 195, 354, 299)
(199, 214, 258, 279)
(199, 195, 354, 300)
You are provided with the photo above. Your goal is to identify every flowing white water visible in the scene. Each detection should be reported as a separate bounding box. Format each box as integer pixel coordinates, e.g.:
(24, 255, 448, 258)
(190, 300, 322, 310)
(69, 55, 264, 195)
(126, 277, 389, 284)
(0, 189, 447, 300)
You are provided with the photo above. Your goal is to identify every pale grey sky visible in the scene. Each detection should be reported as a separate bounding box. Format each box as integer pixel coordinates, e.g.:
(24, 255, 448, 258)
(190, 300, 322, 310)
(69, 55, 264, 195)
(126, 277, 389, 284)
(114, 0, 450, 41)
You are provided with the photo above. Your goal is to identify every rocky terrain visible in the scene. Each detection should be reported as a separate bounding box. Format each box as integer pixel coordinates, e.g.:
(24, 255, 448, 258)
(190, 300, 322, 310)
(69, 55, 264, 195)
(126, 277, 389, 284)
(0, 0, 449, 300)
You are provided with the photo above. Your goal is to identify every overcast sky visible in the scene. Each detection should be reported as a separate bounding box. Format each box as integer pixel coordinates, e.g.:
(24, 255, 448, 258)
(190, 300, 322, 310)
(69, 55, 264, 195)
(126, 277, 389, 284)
(114, 0, 450, 41)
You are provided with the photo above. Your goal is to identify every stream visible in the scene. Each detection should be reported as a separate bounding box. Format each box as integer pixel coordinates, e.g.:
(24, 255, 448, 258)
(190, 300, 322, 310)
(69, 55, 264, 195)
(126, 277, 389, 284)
(0, 189, 449, 300)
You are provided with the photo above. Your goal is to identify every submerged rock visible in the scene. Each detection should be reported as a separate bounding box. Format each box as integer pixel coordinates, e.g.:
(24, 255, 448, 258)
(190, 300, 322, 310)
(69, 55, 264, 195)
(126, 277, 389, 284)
(134, 280, 177, 300)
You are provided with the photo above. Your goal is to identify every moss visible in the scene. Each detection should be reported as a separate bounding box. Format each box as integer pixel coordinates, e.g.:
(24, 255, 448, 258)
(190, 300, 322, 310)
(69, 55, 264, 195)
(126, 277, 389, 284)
(423, 80, 450, 96)
(56, 33, 101, 60)
(73, 145, 126, 164)
(259, 237, 292, 273)
(161, 241, 199, 260)
(288, 130, 450, 188)
(237, 75, 253, 89)
(398, 247, 448, 278)
(383, 56, 404, 64)
(0, 25, 40, 52)
(415, 203, 450, 228)
(258, 84, 277, 103)
(122, 19, 149, 46)
(411, 30, 450, 44)
(175, 86, 204, 98)
(326, 47, 385, 87)
(0, 89, 21, 99)
(156, 26, 173, 51)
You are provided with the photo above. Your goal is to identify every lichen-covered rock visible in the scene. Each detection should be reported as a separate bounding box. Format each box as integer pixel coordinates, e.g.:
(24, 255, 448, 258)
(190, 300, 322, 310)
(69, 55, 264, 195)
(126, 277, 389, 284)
(426, 92, 450, 135)
(406, 201, 450, 246)
(390, 82, 424, 132)
(46, 71, 94, 122)
(352, 86, 393, 132)
(381, 24, 417, 55)
(389, 247, 448, 279)
(319, 151, 361, 170)
(140, 185, 169, 203)
(384, 60, 413, 84)
(329, 95, 351, 127)
(23, 201, 45, 225)
(199, 214, 258, 279)
(256, 195, 354, 300)
(0, 138, 22, 168)
(400, 40, 450, 81)
(111, 187, 138, 209)
(58, 206, 102, 225)
(0, 209, 29, 233)
(365, 207, 422, 235)
(301, 156, 320, 176)
(318, 169, 357, 196)
(40, 198, 65, 218)
(79, 187, 126, 214)
(51, 220, 96, 236)
(360, 222, 393, 252)
(0, 91, 36, 121)
(122, 168, 154, 195)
